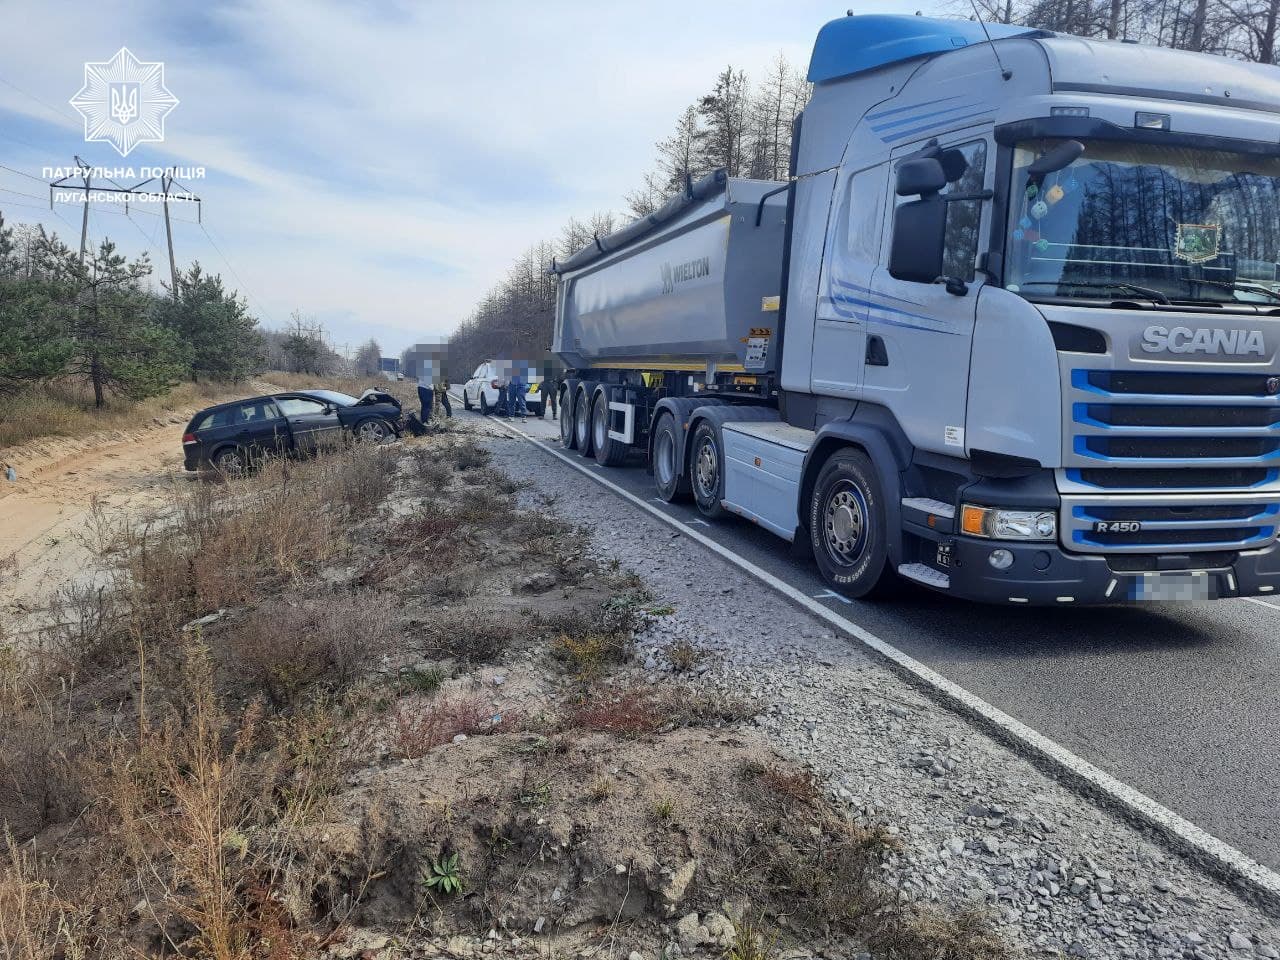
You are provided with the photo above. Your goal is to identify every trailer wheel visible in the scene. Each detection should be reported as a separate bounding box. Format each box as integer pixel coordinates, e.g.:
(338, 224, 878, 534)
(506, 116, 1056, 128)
(592, 391, 629, 467)
(652, 413, 690, 502)
(574, 386, 594, 457)
(560, 388, 577, 448)
(808, 448, 893, 600)
(690, 421, 725, 519)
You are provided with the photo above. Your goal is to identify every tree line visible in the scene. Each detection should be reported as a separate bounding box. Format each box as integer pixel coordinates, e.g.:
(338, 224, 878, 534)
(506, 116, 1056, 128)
(964, 0, 1280, 62)
(447, 56, 811, 380)
(0, 214, 264, 407)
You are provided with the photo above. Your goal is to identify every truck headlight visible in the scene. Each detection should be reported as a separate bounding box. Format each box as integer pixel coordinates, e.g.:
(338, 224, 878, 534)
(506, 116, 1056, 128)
(960, 504, 1057, 541)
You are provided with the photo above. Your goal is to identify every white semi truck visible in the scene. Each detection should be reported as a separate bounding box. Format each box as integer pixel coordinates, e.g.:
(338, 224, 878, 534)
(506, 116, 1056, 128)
(550, 14, 1280, 605)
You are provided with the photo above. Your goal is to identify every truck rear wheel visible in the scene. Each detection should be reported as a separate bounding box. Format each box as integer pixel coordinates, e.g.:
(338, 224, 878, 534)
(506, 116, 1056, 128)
(592, 391, 628, 467)
(652, 413, 690, 502)
(690, 421, 725, 519)
(808, 448, 892, 599)
(560, 388, 577, 448)
(574, 386, 594, 456)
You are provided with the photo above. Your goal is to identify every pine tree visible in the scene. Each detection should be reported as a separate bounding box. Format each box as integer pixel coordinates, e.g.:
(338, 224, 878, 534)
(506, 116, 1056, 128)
(154, 263, 263, 382)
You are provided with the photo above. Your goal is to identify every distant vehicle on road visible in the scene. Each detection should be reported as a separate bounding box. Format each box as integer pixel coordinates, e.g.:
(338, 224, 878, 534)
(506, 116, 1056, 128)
(462, 360, 544, 417)
(182, 388, 403, 473)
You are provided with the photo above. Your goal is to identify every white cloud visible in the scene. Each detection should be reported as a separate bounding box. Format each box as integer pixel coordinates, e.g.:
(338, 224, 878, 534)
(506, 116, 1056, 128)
(0, 0, 944, 354)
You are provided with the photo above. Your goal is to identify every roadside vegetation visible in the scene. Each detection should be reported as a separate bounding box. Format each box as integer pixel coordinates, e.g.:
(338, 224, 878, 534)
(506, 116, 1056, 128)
(0, 410, 1011, 959)
(0, 213, 397, 455)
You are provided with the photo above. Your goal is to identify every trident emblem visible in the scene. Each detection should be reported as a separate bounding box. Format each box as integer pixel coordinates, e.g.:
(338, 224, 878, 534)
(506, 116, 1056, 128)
(109, 82, 139, 124)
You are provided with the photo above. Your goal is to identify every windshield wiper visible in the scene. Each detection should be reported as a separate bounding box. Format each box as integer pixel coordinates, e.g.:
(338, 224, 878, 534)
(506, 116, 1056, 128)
(1182, 277, 1280, 304)
(1014, 280, 1172, 305)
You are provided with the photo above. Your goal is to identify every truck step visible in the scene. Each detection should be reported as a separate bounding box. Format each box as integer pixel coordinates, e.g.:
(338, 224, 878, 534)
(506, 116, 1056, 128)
(898, 563, 951, 590)
(901, 497, 955, 519)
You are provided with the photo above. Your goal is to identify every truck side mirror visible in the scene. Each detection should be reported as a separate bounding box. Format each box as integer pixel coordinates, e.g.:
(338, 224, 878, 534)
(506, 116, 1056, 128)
(889, 158, 948, 284)
(888, 195, 947, 283)
(895, 157, 947, 197)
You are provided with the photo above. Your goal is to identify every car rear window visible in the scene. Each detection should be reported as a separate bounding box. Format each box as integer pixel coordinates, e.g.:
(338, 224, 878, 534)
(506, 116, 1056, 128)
(193, 400, 280, 432)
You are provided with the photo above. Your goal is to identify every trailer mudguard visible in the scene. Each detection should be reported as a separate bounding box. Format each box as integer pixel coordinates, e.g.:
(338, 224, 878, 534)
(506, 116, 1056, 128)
(799, 404, 914, 565)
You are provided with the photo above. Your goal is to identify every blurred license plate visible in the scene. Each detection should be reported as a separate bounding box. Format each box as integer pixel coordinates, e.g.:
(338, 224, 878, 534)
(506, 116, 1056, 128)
(1132, 570, 1213, 602)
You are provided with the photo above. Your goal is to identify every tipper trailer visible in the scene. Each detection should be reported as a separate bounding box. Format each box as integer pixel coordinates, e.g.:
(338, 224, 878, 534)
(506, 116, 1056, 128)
(550, 14, 1280, 605)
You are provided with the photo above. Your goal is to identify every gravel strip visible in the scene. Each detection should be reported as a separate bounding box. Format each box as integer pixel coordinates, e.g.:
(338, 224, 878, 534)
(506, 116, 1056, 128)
(482, 429, 1280, 960)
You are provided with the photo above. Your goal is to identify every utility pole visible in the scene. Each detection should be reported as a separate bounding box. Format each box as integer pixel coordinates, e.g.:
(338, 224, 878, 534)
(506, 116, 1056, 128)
(76, 154, 90, 266)
(162, 173, 179, 300)
(50, 158, 201, 292)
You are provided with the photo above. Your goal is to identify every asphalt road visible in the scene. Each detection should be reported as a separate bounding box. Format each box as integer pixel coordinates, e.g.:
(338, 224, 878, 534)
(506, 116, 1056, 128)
(457, 402, 1280, 872)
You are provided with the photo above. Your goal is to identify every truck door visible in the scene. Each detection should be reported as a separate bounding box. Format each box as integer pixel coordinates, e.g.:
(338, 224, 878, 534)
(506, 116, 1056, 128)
(811, 164, 887, 398)
(867, 131, 992, 457)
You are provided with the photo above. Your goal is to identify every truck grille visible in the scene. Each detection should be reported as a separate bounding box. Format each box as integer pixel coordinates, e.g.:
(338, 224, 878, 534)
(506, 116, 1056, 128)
(1063, 496, 1280, 553)
(1062, 363, 1280, 553)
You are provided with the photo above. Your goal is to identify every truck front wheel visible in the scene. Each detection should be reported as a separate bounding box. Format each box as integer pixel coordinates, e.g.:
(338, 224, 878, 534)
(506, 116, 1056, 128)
(652, 413, 690, 502)
(690, 421, 725, 519)
(809, 449, 892, 599)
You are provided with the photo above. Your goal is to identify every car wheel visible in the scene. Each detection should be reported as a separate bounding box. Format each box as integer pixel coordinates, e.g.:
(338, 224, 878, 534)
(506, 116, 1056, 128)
(463, 389, 473, 411)
(356, 418, 391, 443)
(560, 388, 576, 448)
(574, 386, 594, 456)
(652, 412, 690, 502)
(213, 445, 247, 476)
(480, 392, 490, 416)
(808, 448, 894, 600)
(690, 421, 725, 519)
(592, 391, 628, 467)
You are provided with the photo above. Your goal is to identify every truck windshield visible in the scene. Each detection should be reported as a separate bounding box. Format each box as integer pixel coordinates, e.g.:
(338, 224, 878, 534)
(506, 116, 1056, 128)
(1005, 138, 1280, 307)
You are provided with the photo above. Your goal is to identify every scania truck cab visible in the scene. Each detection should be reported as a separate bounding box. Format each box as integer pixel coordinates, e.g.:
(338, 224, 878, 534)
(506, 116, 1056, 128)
(551, 15, 1280, 605)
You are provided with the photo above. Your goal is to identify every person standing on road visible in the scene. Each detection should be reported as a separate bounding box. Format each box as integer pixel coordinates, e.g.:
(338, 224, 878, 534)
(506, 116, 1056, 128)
(541, 363, 559, 420)
(506, 365, 528, 421)
(435, 374, 453, 419)
(417, 369, 434, 424)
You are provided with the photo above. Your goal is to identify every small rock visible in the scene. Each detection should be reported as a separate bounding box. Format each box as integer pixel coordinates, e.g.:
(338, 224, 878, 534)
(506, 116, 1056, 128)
(1153, 878, 1173, 892)
(703, 912, 735, 949)
(452, 734, 468, 744)
(514, 572, 557, 594)
(944, 837, 965, 856)
(615, 863, 628, 874)
(1228, 933, 1253, 951)
(675, 913, 705, 952)
(534, 917, 546, 934)
(628, 953, 643, 960)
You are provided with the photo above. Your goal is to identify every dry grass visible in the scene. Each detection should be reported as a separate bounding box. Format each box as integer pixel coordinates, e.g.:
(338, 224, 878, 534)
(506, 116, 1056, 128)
(222, 593, 397, 708)
(0, 379, 248, 451)
(123, 445, 396, 633)
(391, 695, 510, 759)
(0, 832, 91, 960)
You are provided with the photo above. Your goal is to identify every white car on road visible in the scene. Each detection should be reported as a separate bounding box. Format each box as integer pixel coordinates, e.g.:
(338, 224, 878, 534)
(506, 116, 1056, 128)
(462, 360, 545, 417)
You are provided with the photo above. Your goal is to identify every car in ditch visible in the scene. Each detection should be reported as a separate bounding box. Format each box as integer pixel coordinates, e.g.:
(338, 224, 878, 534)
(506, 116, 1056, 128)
(182, 388, 403, 473)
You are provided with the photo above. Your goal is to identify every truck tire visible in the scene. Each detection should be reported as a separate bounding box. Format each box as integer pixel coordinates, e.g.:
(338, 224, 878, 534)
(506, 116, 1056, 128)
(574, 385, 595, 457)
(808, 448, 893, 599)
(689, 421, 725, 519)
(651, 412, 690, 502)
(560, 388, 577, 448)
(592, 391, 628, 467)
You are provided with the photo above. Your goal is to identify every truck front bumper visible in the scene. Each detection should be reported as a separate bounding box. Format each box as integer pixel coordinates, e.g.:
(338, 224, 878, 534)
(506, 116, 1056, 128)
(940, 536, 1280, 605)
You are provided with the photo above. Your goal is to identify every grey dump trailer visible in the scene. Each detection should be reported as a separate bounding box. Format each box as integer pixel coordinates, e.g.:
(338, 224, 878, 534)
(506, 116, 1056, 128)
(551, 13, 1280, 606)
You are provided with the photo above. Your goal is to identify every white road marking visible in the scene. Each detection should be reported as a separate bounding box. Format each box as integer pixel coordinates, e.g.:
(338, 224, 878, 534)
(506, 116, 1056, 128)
(487, 414, 1280, 903)
(687, 518, 711, 527)
(813, 589, 853, 605)
(1243, 596, 1280, 613)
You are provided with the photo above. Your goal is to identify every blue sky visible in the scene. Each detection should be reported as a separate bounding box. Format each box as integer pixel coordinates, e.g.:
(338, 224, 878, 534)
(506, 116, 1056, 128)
(0, 0, 942, 356)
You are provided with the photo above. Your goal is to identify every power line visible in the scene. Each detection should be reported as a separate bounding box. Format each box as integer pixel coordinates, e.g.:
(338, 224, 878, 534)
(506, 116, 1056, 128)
(0, 71, 77, 125)
(0, 162, 46, 183)
(198, 221, 277, 326)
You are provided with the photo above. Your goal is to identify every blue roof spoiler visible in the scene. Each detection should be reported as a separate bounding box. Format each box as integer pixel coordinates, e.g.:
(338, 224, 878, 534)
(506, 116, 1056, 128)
(807, 14, 1049, 85)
